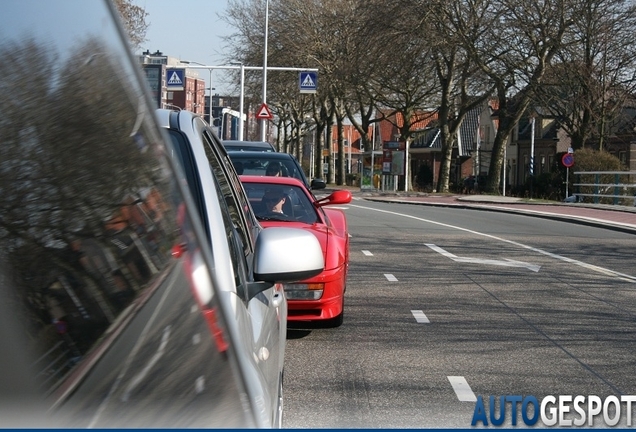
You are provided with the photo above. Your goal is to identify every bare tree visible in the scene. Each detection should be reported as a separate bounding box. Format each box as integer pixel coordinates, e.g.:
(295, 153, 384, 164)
(222, 0, 630, 194)
(426, 0, 496, 193)
(224, 0, 362, 184)
(453, 0, 576, 193)
(361, 0, 441, 191)
(113, 0, 149, 51)
(534, 0, 636, 150)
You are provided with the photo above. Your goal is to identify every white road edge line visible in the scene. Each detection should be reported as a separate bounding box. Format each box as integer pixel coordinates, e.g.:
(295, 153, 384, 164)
(351, 204, 636, 283)
(448, 376, 477, 402)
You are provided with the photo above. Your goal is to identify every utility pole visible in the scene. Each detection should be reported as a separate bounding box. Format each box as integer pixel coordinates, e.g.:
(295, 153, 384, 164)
(530, 116, 535, 199)
(261, 0, 269, 142)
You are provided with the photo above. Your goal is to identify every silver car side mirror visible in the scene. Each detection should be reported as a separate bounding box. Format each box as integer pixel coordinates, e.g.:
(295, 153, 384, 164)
(253, 227, 323, 283)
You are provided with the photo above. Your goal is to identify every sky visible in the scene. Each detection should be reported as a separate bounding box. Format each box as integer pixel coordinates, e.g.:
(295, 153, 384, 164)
(133, 0, 235, 93)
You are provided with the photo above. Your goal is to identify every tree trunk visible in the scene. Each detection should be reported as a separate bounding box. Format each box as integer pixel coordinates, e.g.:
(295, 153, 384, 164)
(437, 124, 454, 193)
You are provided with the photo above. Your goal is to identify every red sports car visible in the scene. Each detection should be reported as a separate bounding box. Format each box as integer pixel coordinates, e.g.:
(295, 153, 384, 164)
(240, 175, 352, 327)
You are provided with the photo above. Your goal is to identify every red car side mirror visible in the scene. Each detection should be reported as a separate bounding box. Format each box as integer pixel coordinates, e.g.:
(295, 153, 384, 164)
(316, 190, 352, 207)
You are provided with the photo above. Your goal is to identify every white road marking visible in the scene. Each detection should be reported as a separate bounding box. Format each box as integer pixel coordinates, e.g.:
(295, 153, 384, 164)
(362, 250, 374, 256)
(190, 304, 198, 314)
(122, 325, 172, 402)
(384, 273, 398, 281)
(351, 204, 636, 283)
(331, 206, 349, 210)
(426, 244, 541, 272)
(448, 376, 477, 402)
(192, 333, 201, 345)
(195, 376, 205, 394)
(411, 310, 430, 323)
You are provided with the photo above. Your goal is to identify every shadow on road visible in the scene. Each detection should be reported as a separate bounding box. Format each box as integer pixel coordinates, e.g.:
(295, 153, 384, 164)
(286, 328, 312, 339)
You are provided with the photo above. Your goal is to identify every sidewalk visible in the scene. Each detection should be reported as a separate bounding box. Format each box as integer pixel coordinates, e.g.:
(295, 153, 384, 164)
(325, 185, 636, 234)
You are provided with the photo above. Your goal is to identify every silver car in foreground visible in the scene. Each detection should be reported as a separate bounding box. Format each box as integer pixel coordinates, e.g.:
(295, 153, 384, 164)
(0, 0, 323, 428)
(158, 108, 323, 427)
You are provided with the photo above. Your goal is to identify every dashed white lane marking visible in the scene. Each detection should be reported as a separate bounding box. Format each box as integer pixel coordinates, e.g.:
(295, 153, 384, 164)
(362, 250, 373, 256)
(411, 310, 430, 323)
(448, 376, 477, 402)
(384, 273, 398, 281)
(195, 376, 205, 394)
(192, 333, 201, 345)
(190, 304, 198, 314)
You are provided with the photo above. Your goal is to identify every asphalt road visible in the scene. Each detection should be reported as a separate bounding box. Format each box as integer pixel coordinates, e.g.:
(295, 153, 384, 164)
(283, 198, 636, 428)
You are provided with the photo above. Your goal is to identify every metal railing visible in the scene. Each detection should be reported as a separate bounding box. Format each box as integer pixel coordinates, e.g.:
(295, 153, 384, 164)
(573, 171, 636, 205)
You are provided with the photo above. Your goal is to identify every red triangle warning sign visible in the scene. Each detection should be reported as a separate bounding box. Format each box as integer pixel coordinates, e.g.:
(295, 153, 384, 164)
(256, 103, 273, 120)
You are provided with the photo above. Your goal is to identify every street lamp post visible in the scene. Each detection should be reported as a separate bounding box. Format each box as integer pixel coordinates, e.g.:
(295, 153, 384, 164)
(261, 0, 270, 142)
(310, 131, 315, 179)
(205, 69, 212, 123)
(370, 120, 376, 189)
(229, 62, 245, 141)
(347, 127, 352, 174)
(530, 115, 535, 199)
(304, 116, 316, 179)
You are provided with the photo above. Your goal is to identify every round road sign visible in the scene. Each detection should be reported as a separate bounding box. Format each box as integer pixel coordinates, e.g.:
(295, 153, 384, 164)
(561, 153, 574, 168)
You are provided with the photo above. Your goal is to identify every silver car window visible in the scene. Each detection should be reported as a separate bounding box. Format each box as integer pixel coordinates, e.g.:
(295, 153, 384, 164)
(201, 130, 254, 253)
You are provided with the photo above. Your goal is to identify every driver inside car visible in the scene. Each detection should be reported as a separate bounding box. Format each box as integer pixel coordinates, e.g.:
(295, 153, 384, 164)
(262, 190, 287, 215)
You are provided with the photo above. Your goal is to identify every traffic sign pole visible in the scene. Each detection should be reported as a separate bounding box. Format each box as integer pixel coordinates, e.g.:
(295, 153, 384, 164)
(179, 63, 318, 141)
(561, 152, 575, 200)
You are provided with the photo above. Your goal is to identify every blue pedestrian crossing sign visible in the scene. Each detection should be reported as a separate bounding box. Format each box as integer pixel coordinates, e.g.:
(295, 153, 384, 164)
(299, 71, 317, 94)
(166, 68, 185, 91)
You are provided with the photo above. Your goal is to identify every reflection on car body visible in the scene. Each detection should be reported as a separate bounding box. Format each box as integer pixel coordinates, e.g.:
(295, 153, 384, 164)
(0, 0, 323, 428)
